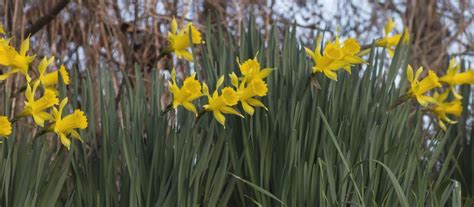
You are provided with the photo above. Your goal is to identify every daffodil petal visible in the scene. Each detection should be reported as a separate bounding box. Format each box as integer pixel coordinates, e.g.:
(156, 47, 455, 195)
(247, 98, 268, 110)
(323, 70, 338, 81)
(242, 101, 255, 116)
(256, 68, 273, 80)
(407, 65, 414, 82)
(213, 111, 226, 127)
(69, 130, 84, 142)
(182, 101, 198, 115)
(221, 106, 243, 117)
(59, 133, 71, 150)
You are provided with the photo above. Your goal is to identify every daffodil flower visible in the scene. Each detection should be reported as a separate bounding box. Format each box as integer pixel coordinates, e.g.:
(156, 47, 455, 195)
(439, 58, 474, 99)
(376, 18, 410, 56)
(305, 36, 340, 80)
(237, 56, 272, 84)
(406, 65, 441, 106)
(168, 69, 203, 115)
(305, 36, 365, 81)
(0, 37, 35, 82)
(0, 24, 4, 34)
(19, 81, 59, 127)
(230, 72, 268, 116)
(0, 116, 11, 137)
(167, 17, 203, 61)
(431, 91, 462, 131)
(0, 38, 13, 68)
(36, 57, 70, 88)
(51, 98, 88, 150)
(203, 76, 243, 127)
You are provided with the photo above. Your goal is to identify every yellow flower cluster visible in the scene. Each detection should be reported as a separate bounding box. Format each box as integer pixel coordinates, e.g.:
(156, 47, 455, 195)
(168, 56, 272, 128)
(304, 19, 411, 82)
(166, 17, 470, 133)
(165, 19, 271, 128)
(0, 24, 87, 150)
(305, 36, 366, 81)
(302, 18, 470, 132)
(405, 59, 474, 130)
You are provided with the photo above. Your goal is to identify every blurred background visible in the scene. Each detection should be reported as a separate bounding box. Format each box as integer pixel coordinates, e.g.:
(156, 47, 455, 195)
(1, 0, 472, 74)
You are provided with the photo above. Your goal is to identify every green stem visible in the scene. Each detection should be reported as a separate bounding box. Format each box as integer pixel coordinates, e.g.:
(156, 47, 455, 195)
(160, 104, 173, 116)
(10, 113, 27, 124)
(34, 128, 51, 139)
(157, 50, 170, 61)
(388, 94, 411, 111)
(194, 110, 207, 124)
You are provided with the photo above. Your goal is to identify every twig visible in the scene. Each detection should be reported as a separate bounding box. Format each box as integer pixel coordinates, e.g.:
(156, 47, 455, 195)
(22, 0, 71, 37)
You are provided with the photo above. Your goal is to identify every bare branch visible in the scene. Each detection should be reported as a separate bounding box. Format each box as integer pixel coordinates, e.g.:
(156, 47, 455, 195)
(22, 0, 70, 37)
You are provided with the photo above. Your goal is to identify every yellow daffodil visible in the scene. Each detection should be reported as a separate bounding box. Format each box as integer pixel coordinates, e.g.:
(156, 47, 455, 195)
(0, 24, 4, 34)
(305, 37, 339, 80)
(167, 17, 203, 61)
(12, 37, 35, 73)
(37, 57, 70, 87)
(439, 58, 474, 99)
(237, 56, 272, 83)
(305, 36, 365, 81)
(432, 91, 462, 131)
(0, 38, 13, 68)
(0, 37, 35, 81)
(51, 98, 87, 150)
(168, 69, 203, 115)
(19, 81, 59, 127)
(230, 72, 268, 116)
(203, 76, 243, 127)
(340, 38, 366, 73)
(0, 116, 11, 137)
(406, 65, 441, 106)
(376, 18, 410, 56)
